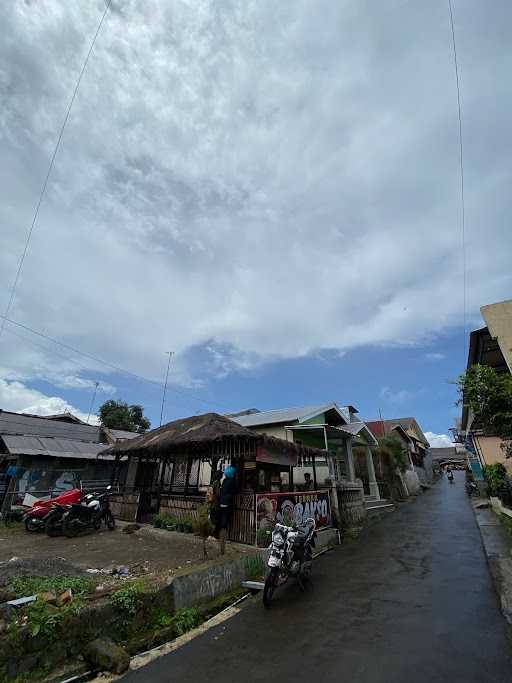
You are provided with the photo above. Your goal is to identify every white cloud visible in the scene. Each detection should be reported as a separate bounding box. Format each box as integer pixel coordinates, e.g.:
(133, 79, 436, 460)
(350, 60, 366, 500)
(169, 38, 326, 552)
(0, 0, 511, 395)
(379, 386, 413, 404)
(425, 353, 446, 361)
(0, 379, 99, 424)
(425, 431, 453, 448)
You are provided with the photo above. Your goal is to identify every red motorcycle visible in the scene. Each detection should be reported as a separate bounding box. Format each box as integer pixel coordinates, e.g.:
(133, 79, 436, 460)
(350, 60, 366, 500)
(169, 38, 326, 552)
(23, 488, 83, 532)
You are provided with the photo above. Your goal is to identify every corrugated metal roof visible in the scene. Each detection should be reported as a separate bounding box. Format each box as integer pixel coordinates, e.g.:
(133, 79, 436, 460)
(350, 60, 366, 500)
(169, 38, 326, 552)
(232, 405, 327, 427)
(337, 422, 378, 445)
(0, 411, 100, 442)
(1, 435, 113, 460)
(366, 417, 429, 446)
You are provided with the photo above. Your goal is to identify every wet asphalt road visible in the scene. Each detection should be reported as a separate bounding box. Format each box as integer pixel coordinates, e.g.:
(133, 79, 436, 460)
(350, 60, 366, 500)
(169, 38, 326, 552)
(124, 473, 512, 683)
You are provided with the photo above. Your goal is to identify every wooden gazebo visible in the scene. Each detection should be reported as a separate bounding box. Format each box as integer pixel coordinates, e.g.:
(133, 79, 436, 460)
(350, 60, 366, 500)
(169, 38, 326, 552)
(103, 412, 325, 544)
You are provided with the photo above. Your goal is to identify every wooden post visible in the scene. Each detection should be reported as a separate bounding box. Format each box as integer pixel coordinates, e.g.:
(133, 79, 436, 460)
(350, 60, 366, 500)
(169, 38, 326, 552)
(110, 454, 120, 486)
(184, 456, 190, 497)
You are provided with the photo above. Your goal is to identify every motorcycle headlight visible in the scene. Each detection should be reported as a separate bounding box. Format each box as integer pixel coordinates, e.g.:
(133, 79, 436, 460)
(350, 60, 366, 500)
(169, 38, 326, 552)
(272, 533, 284, 546)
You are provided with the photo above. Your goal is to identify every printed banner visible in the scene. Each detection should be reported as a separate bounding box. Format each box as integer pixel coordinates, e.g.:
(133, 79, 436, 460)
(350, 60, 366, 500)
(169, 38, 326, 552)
(256, 489, 332, 532)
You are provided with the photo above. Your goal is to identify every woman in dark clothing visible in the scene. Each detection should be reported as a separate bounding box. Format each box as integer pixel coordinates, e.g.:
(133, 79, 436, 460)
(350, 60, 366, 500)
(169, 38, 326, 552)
(217, 465, 237, 554)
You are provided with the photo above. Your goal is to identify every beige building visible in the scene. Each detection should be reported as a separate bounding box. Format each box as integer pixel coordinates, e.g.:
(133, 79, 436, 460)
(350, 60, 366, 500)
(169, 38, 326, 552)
(481, 299, 512, 374)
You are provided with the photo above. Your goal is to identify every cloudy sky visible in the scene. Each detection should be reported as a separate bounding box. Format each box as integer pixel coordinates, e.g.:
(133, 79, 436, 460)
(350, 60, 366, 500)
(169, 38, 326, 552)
(1, 1, 511, 446)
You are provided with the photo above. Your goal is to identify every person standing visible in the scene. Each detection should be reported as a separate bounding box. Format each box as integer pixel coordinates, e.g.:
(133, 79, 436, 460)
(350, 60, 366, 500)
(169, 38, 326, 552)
(303, 472, 314, 491)
(217, 465, 237, 555)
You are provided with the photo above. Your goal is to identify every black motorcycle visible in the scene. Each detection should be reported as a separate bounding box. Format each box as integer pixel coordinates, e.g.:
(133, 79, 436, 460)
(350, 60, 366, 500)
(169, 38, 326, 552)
(263, 518, 316, 608)
(44, 503, 72, 537)
(61, 489, 115, 537)
(465, 480, 478, 496)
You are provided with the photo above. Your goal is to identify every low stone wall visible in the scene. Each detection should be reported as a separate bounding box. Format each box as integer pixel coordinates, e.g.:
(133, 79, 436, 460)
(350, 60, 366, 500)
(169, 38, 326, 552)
(171, 556, 252, 610)
(0, 555, 261, 681)
(336, 481, 366, 528)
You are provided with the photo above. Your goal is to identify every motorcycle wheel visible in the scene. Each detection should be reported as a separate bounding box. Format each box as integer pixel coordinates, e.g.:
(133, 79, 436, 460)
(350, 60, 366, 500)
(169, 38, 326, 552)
(263, 567, 279, 608)
(45, 512, 62, 537)
(62, 515, 80, 538)
(105, 510, 115, 531)
(24, 517, 40, 533)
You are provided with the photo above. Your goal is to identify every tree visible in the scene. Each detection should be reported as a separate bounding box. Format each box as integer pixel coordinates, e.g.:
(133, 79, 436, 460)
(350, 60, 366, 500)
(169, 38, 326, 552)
(457, 365, 512, 457)
(98, 400, 151, 433)
(376, 434, 409, 473)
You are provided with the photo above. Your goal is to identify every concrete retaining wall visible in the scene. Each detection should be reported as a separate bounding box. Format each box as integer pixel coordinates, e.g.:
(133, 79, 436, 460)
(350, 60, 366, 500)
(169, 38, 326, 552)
(170, 557, 250, 610)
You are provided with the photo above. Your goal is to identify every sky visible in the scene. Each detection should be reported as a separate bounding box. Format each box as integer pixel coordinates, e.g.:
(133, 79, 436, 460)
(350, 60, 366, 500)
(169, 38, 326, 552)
(1, 1, 511, 448)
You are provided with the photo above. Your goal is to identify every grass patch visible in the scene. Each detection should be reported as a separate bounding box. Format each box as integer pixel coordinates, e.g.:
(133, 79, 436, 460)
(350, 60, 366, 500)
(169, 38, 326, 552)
(7, 576, 97, 599)
(245, 554, 265, 580)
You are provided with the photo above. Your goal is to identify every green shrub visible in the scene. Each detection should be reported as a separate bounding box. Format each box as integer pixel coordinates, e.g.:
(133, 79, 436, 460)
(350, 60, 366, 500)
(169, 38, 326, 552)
(110, 580, 146, 616)
(245, 554, 265, 580)
(484, 463, 507, 497)
(153, 512, 178, 530)
(171, 608, 201, 636)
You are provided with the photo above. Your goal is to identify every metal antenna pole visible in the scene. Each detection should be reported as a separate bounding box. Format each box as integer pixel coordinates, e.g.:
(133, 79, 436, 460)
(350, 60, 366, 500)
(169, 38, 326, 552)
(87, 381, 99, 424)
(160, 352, 174, 426)
(379, 408, 386, 435)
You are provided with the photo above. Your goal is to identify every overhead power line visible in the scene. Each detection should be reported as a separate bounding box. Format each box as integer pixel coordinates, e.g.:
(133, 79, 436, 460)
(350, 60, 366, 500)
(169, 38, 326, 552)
(448, 0, 467, 363)
(0, 0, 113, 341)
(0, 314, 228, 413)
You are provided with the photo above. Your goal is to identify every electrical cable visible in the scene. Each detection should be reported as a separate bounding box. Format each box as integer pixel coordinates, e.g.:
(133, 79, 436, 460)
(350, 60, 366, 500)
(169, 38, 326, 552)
(0, 0, 113, 341)
(448, 0, 467, 362)
(0, 314, 229, 412)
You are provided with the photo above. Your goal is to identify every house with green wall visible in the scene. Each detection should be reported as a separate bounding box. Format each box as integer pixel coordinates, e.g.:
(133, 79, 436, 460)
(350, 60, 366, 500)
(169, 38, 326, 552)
(230, 403, 381, 498)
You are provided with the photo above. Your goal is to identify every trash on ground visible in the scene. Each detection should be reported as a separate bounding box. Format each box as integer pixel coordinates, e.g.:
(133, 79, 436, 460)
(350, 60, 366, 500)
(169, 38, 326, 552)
(6, 595, 37, 607)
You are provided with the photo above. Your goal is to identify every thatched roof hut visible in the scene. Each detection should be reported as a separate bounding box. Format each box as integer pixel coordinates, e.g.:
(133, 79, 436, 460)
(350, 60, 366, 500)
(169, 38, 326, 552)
(104, 412, 256, 457)
(104, 412, 325, 463)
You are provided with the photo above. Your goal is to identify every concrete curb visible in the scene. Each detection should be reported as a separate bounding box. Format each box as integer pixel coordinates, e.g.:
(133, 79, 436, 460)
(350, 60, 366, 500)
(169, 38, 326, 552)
(471, 498, 512, 625)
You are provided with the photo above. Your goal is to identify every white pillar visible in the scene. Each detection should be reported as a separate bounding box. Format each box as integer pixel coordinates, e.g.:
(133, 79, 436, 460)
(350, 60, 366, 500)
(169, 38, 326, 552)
(366, 446, 380, 500)
(346, 439, 356, 482)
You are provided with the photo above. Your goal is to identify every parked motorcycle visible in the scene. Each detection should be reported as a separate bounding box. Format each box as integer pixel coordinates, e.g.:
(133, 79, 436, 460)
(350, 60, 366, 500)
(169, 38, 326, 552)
(23, 488, 82, 532)
(44, 502, 73, 537)
(61, 487, 115, 537)
(263, 518, 316, 607)
(465, 480, 478, 496)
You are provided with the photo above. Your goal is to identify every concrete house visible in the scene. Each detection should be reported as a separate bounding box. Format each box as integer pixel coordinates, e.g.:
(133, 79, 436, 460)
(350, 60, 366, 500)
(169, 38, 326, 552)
(230, 403, 382, 499)
(366, 418, 431, 495)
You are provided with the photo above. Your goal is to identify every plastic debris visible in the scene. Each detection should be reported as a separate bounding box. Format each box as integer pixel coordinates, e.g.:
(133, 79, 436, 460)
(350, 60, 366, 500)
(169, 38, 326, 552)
(6, 596, 36, 607)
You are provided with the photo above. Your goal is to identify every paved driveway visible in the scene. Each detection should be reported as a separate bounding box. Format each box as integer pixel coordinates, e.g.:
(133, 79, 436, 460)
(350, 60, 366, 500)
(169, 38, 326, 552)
(124, 472, 512, 683)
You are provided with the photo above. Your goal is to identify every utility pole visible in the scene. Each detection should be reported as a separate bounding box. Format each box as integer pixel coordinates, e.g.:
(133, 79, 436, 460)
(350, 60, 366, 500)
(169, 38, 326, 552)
(160, 351, 174, 427)
(379, 407, 386, 435)
(87, 381, 99, 424)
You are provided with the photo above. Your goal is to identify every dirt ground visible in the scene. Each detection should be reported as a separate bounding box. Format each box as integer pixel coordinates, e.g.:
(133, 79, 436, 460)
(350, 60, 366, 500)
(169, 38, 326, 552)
(0, 522, 255, 584)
